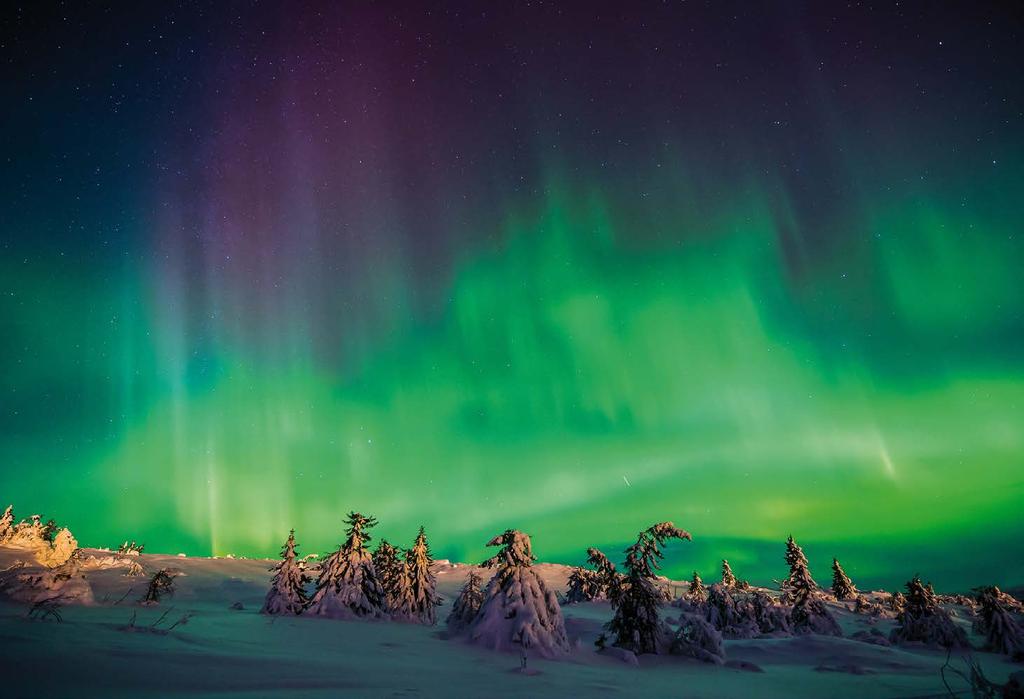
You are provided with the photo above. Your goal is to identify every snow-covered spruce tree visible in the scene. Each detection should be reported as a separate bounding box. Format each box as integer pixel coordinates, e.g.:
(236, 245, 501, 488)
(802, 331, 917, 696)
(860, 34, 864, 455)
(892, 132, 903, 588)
(973, 586, 1024, 660)
(782, 535, 817, 603)
(563, 547, 620, 604)
(889, 575, 968, 648)
(260, 529, 310, 615)
(831, 558, 858, 601)
(720, 559, 737, 588)
(406, 526, 442, 624)
(564, 566, 600, 604)
(446, 570, 485, 632)
(605, 522, 692, 655)
(466, 529, 570, 658)
(372, 539, 408, 614)
(701, 583, 759, 639)
(689, 571, 708, 603)
(790, 555, 841, 636)
(306, 512, 386, 619)
(0, 505, 13, 541)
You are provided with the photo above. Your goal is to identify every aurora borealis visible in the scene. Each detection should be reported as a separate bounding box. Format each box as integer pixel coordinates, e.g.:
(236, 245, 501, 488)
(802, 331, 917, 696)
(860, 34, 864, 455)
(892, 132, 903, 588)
(1, 3, 1022, 591)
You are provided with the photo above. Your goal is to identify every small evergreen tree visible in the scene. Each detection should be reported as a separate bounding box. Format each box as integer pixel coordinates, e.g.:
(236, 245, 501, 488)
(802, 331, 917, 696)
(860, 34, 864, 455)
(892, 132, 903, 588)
(605, 522, 692, 655)
(689, 571, 708, 602)
(974, 586, 1024, 660)
(831, 558, 857, 600)
(141, 569, 176, 604)
(406, 526, 442, 624)
(721, 559, 737, 588)
(890, 575, 968, 648)
(446, 570, 485, 631)
(372, 539, 407, 613)
(306, 512, 386, 619)
(261, 529, 310, 615)
(790, 555, 841, 636)
(782, 535, 817, 602)
(564, 566, 600, 604)
(467, 529, 570, 658)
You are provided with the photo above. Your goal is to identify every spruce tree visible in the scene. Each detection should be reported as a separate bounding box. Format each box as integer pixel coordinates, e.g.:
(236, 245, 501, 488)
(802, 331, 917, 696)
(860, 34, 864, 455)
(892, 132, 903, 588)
(782, 535, 817, 602)
(974, 586, 1024, 660)
(605, 522, 692, 655)
(406, 526, 442, 624)
(689, 571, 708, 602)
(306, 512, 386, 619)
(372, 539, 407, 613)
(721, 559, 737, 588)
(790, 555, 841, 635)
(831, 558, 857, 600)
(446, 570, 484, 631)
(261, 529, 310, 615)
(889, 575, 968, 648)
(0, 505, 13, 541)
(467, 529, 570, 658)
(564, 566, 600, 604)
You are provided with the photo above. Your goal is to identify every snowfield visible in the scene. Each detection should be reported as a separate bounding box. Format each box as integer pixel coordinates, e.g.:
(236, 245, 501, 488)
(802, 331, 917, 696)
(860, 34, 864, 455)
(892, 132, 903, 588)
(0, 545, 1020, 698)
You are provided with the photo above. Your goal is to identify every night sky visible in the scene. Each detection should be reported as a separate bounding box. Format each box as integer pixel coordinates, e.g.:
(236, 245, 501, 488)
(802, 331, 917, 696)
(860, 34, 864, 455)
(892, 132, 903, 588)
(2, 2, 1022, 590)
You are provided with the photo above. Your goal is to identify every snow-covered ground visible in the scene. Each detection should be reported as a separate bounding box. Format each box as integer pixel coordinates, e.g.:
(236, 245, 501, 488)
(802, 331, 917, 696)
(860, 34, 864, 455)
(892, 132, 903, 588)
(0, 545, 1019, 698)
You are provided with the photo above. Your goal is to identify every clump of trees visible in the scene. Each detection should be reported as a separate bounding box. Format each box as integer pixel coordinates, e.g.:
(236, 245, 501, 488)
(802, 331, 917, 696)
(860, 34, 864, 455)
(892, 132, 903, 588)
(973, 586, 1024, 660)
(889, 575, 968, 649)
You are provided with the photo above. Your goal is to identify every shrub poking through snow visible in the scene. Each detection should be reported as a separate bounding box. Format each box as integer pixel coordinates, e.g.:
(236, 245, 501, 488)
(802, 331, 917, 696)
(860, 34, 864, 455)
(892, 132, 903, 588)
(974, 586, 1024, 660)
(141, 569, 176, 604)
(373, 539, 408, 615)
(605, 522, 692, 655)
(467, 529, 570, 658)
(261, 529, 310, 616)
(406, 526, 442, 624)
(446, 570, 484, 632)
(889, 575, 968, 649)
(306, 512, 386, 619)
(720, 559, 737, 588)
(688, 571, 708, 603)
(831, 558, 857, 600)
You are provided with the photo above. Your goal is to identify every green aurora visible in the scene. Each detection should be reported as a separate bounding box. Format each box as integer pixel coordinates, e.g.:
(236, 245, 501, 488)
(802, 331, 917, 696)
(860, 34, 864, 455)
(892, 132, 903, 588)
(1, 3, 1022, 592)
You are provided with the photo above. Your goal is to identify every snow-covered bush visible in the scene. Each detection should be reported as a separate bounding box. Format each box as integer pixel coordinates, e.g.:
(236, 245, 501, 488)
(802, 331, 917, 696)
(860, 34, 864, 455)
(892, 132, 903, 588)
(466, 529, 570, 658)
(671, 613, 726, 664)
(36, 528, 78, 568)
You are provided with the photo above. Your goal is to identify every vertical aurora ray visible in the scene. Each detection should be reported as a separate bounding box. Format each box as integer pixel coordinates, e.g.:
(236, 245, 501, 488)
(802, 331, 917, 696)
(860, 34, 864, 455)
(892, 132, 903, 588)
(1, 2, 1022, 590)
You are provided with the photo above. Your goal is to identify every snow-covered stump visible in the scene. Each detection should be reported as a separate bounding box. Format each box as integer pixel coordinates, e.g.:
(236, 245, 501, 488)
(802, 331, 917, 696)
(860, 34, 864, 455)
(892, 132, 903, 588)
(465, 529, 570, 659)
(306, 512, 386, 620)
(261, 529, 310, 616)
(890, 576, 968, 649)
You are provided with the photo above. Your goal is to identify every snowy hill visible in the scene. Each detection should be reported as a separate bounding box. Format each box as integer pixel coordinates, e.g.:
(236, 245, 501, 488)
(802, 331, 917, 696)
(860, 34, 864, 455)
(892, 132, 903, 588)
(0, 543, 1021, 698)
